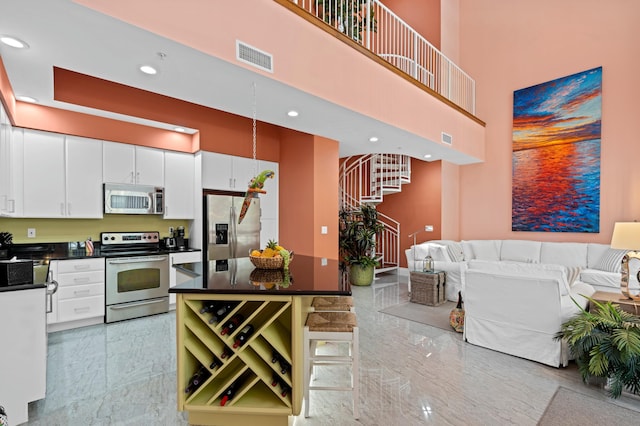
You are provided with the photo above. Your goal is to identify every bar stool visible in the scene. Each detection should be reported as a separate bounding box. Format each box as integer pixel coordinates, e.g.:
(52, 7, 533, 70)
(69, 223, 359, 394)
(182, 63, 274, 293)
(303, 311, 359, 419)
(311, 296, 355, 312)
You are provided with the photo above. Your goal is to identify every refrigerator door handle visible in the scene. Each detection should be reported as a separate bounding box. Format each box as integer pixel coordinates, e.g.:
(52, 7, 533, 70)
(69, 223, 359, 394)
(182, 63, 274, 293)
(229, 205, 237, 258)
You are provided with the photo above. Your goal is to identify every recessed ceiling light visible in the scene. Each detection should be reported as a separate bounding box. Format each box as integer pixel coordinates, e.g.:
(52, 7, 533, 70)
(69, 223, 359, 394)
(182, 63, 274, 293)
(16, 95, 37, 103)
(139, 65, 158, 75)
(424, 154, 432, 159)
(287, 110, 299, 117)
(369, 137, 379, 142)
(174, 127, 186, 133)
(0, 36, 28, 49)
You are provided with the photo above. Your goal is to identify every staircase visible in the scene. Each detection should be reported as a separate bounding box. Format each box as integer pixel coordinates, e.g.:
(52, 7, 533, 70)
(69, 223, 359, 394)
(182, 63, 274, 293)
(339, 154, 411, 274)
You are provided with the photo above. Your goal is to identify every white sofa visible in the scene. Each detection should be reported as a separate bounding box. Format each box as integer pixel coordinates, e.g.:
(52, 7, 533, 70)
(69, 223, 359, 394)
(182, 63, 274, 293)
(404, 239, 632, 367)
(405, 239, 630, 302)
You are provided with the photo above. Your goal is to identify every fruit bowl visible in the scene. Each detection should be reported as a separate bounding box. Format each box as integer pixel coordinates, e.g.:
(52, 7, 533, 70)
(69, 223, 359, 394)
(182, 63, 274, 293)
(249, 251, 294, 270)
(249, 268, 293, 289)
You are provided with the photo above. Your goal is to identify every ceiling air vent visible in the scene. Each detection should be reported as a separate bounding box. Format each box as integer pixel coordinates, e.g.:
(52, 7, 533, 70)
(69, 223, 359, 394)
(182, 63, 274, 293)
(441, 132, 453, 145)
(236, 41, 273, 73)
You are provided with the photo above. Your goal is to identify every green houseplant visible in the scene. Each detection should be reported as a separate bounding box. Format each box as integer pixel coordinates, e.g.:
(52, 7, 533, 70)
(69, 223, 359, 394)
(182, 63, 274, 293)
(339, 204, 383, 286)
(556, 297, 640, 398)
(316, 0, 377, 43)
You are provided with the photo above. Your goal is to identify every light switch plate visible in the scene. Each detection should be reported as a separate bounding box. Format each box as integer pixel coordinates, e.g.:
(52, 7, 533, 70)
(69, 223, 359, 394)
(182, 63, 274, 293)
(321, 226, 328, 234)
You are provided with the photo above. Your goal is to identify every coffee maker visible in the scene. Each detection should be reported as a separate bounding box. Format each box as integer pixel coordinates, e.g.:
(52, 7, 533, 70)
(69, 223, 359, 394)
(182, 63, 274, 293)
(164, 227, 177, 249)
(176, 226, 186, 250)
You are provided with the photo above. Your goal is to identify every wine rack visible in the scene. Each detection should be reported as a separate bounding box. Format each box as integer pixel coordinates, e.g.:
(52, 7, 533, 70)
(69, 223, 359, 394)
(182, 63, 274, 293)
(176, 293, 297, 423)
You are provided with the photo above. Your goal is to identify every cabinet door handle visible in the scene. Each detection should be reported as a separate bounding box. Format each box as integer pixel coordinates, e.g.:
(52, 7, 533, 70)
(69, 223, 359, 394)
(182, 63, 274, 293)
(136, 171, 140, 183)
(67, 202, 72, 216)
(73, 277, 90, 284)
(73, 289, 91, 296)
(74, 306, 91, 313)
(73, 264, 91, 270)
(60, 202, 65, 215)
(8, 199, 14, 213)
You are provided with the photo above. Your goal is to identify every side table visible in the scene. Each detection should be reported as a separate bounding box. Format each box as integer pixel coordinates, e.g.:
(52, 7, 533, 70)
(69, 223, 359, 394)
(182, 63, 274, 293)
(591, 291, 640, 316)
(409, 271, 446, 306)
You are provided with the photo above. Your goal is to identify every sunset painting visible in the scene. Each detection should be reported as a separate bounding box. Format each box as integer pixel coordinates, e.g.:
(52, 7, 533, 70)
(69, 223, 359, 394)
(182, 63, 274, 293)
(512, 67, 602, 232)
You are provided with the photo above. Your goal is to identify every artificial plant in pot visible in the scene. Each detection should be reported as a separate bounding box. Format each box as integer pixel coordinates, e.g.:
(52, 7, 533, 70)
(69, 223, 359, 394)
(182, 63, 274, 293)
(556, 297, 640, 398)
(339, 203, 384, 286)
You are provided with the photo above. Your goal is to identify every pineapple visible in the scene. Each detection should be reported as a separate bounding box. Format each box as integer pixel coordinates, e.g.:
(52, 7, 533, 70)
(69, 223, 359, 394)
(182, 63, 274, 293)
(262, 239, 279, 258)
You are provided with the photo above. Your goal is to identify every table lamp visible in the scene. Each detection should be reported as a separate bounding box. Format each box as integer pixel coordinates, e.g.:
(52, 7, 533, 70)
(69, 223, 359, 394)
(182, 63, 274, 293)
(610, 222, 640, 300)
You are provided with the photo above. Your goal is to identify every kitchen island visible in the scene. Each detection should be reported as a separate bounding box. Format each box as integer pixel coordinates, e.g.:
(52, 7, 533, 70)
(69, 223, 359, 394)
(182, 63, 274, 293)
(169, 255, 350, 426)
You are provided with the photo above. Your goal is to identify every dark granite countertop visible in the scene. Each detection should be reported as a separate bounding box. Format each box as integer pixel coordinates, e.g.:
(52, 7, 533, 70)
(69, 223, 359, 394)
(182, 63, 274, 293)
(6, 242, 200, 261)
(170, 255, 350, 296)
(0, 283, 47, 293)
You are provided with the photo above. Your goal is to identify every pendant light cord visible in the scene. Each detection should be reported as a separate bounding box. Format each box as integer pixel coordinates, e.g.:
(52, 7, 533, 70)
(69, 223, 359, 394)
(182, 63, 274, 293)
(252, 82, 258, 175)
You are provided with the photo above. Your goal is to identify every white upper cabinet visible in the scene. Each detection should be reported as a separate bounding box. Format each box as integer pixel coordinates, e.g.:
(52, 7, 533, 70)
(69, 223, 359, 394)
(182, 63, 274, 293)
(0, 107, 23, 217)
(103, 141, 164, 186)
(21, 130, 103, 218)
(201, 151, 259, 191)
(22, 130, 66, 217)
(65, 136, 103, 218)
(164, 151, 195, 219)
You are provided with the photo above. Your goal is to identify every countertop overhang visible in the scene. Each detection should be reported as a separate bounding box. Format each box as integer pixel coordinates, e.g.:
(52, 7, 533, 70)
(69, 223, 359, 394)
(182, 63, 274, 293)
(170, 255, 350, 296)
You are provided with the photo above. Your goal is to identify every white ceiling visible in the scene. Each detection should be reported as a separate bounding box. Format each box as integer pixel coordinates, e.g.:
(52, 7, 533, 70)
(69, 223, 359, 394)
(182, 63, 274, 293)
(0, 0, 479, 164)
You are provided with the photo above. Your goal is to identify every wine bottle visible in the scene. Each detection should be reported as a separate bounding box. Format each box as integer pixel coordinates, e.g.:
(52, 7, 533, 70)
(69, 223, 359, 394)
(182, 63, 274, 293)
(208, 302, 236, 324)
(271, 349, 281, 364)
(271, 372, 280, 387)
(233, 324, 255, 348)
(209, 355, 222, 370)
(220, 375, 246, 406)
(220, 346, 233, 359)
(279, 358, 290, 375)
(200, 300, 219, 314)
(221, 314, 245, 335)
(279, 382, 291, 397)
(185, 365, 210, 394)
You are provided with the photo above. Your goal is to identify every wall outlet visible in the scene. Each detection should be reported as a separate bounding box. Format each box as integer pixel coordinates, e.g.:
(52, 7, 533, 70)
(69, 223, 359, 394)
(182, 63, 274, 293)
(321, 226, 328, 235)
(27, 228, 36, 238)
(425, 225, 434, 232)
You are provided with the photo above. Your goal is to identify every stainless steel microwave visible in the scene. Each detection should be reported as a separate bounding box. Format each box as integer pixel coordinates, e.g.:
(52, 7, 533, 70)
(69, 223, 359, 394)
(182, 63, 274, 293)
(104, 183, 164, 215)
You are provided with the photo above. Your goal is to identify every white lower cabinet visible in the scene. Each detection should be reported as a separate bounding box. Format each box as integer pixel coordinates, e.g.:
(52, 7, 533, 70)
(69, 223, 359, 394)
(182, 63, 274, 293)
(48, 258, 105, 332)
(169, 251, 202, 307)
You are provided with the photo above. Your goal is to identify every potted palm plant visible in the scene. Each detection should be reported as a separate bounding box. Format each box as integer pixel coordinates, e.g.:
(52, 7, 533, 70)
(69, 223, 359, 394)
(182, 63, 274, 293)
(556, 297, 640, 398)
(339, 204, 383, 286)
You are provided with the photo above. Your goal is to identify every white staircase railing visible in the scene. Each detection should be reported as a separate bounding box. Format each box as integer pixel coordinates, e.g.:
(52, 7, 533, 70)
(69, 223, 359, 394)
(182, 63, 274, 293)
(289, 0, 476, 114)
(340, 154, 409, 273)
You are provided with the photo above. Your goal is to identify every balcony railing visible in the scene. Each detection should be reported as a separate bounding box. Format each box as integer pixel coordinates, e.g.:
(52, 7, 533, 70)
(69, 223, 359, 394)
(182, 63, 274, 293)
(290, 0, 476, 114)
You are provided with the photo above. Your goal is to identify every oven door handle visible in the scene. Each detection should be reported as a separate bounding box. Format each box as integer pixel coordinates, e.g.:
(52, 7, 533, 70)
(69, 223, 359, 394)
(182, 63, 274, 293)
(109, 298, 167, 309)
(107, 256, 167, 264)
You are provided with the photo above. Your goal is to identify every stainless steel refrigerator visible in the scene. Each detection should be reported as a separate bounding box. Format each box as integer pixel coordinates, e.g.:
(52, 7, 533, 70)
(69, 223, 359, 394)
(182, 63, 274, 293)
(204, 192, 261, 261)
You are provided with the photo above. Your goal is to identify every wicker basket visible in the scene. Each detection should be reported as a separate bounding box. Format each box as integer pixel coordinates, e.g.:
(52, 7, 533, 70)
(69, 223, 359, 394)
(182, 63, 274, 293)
(409, 271, 446, 306)
(249, 252, 293, 270)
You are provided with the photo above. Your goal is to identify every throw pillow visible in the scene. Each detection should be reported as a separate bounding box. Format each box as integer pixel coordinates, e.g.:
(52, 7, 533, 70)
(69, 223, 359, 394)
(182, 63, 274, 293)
(446, 241, 465, 262)
(594, 248, 627, 273)
(469, 240, 501, 261)
(429, 244, 451, 262)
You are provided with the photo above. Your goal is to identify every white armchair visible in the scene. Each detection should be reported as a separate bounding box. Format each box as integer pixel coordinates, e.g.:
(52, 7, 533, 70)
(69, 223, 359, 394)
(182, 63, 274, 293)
(463, 262, 595, 368)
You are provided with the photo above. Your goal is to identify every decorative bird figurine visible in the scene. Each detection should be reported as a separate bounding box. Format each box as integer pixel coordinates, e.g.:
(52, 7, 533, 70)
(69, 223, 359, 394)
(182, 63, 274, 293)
(238, 169, 275, 224)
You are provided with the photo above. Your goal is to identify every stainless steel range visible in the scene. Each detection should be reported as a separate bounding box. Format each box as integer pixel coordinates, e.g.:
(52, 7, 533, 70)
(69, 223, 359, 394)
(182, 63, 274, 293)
(101, 231, 169, 323)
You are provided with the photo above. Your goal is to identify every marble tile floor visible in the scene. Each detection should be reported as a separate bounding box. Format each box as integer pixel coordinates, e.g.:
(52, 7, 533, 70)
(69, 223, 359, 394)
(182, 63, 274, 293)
(23, 272, 640, 425)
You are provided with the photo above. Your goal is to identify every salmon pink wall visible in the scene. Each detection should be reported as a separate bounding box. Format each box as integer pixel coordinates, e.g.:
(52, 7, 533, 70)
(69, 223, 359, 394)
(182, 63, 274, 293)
(377, 160, 442, 267)
(0, 56, 16, 122)
(78, 0, 485, 162)
(384, 0, 441, 49)
(15, 102, 193, 153)
(279, 130, 339, 259)
(52, 68, 280, 159)
(458, 0, 640, 244)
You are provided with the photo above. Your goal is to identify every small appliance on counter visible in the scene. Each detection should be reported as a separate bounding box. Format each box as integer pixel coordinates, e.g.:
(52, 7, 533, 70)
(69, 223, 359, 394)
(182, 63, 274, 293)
(176, 226, 186, 250)
(164, 227, 177, 249)
(0, 232, 13, 260)
(0, 259, 34, 287)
